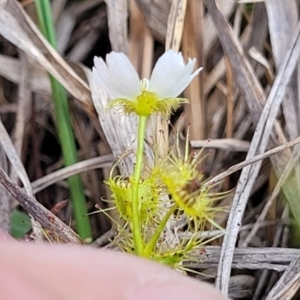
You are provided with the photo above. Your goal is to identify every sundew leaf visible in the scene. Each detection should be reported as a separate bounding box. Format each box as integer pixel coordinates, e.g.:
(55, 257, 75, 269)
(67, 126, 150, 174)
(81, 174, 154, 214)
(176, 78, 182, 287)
(107, 176, 160, 223)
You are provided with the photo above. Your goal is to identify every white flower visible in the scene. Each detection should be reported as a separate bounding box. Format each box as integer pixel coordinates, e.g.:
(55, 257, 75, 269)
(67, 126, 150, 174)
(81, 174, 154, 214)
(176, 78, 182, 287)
(92, 50, 202, 116)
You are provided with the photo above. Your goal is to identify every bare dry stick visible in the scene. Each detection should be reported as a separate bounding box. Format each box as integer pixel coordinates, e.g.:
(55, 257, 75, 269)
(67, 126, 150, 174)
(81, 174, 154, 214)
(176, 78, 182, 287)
(128, 0, 153, 77)
(206, 0, 300, 294)
(0, 0, 93, 115)
(104, 0, 128, 53)
(159, 0, 188, 159)
(31, 154, 113, 194)
(266, 254, 300, 300)
(165, 0, 187, 51)
(134, 0, 170, 42)
(266, 0, 299, 152)
(0, 167, 81, 244)
(241, 150, 300, 248)
(0, 148, 9, 232)
(188, 246, 299, 272)
(182, 0, 205, 140)
(0, 117, 44, 239)
(191, 138, 250, 152)
(203, 0, 236, 56)
(204, 135, 300, 188)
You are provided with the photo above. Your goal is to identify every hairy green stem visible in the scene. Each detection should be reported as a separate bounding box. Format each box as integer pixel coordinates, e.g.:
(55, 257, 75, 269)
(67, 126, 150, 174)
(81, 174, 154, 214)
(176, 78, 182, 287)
(35, 0, 91, 241)
(131, 116, 147, 254)
(143, 204, 178, 258)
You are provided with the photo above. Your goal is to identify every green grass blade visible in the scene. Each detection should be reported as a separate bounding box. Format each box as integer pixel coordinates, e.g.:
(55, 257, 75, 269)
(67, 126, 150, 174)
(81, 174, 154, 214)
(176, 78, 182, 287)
(35, 0, 92, 241)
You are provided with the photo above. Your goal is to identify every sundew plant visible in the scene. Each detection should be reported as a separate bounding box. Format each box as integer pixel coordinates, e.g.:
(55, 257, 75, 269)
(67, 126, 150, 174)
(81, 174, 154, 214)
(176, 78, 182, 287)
(93, 50, 226, 269)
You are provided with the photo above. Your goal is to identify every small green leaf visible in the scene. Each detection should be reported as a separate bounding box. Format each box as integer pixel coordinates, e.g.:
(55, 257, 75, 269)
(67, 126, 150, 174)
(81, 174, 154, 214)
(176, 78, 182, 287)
(11, 209, 32, 238)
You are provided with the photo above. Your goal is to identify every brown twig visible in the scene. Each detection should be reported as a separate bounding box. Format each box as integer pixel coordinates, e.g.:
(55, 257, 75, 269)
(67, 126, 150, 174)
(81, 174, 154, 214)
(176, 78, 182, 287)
(0, 167, 81, 244)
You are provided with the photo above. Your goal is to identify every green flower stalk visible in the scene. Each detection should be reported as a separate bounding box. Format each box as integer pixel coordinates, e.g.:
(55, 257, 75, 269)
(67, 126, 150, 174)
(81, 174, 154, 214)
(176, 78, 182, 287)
(130, 115, 147, 254)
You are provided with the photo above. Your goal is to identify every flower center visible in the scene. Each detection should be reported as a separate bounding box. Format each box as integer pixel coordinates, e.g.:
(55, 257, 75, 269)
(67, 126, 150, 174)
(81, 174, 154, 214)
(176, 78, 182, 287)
(135, 91, 159, 116)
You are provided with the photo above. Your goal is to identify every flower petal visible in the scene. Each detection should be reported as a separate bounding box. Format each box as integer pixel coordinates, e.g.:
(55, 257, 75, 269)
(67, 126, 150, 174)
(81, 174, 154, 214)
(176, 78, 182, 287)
(93, 52, 141, 99)
(148, 50, 202, 98)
